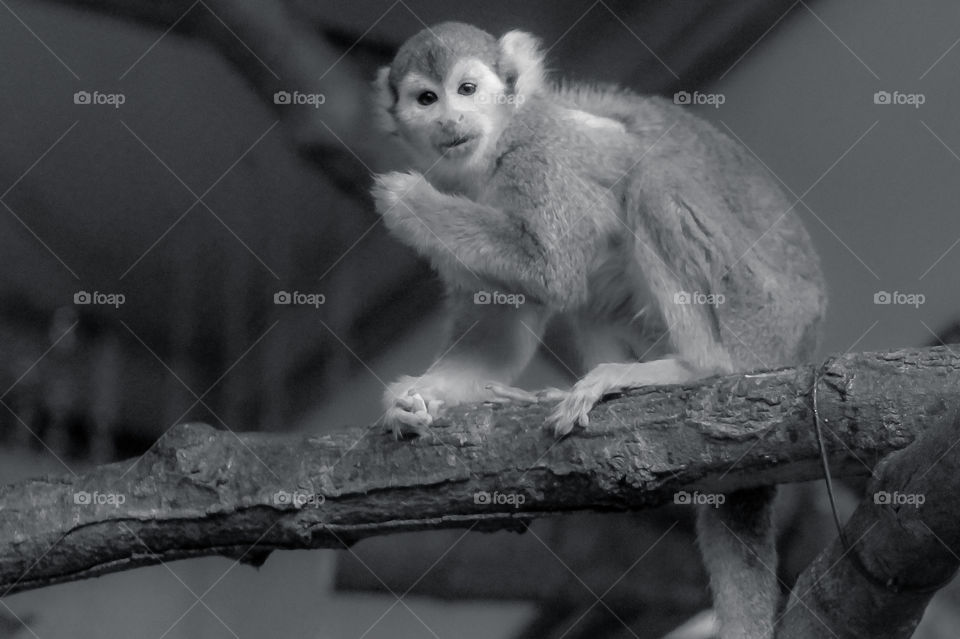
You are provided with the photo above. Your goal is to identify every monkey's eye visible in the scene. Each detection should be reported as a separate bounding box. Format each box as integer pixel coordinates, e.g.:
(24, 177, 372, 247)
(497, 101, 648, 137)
(458, 82, 477, 96)
(416, 91, 438, 106)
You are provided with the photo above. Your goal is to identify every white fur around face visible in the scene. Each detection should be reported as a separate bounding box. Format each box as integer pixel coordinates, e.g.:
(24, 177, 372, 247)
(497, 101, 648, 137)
(390, 59, 509, 170)
(446, 59, 506, 113)
(375, 29, 548, 174)
(394, 70, 442, 128)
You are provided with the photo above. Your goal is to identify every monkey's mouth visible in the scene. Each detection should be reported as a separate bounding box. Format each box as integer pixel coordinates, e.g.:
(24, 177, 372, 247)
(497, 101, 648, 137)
(439, 134, 478, 152)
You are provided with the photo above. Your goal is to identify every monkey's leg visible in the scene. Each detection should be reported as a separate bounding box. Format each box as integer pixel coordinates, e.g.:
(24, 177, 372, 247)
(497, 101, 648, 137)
(547, 358, 694, 436)
(696, 487, 779, 639)
(383, 298, 550, 438)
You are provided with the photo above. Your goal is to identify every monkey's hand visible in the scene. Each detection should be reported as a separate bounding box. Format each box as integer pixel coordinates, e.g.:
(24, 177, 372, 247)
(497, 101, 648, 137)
(372, 171, 424, 211)
(382, 375, 447, 439)
(372, 171, 444, 242)
(383, 373, 511, 439)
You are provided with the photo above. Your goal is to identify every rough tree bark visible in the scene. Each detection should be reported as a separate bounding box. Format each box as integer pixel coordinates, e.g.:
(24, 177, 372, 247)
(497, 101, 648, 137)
(1, 346, 958, 609)
(777, 395, 960, 638)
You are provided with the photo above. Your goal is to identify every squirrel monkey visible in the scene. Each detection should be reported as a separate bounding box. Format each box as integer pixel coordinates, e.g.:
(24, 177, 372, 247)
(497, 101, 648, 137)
(372, 22, 825, 639)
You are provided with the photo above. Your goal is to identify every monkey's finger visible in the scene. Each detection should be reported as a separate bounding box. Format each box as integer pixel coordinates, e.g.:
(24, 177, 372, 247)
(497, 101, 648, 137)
(547, 392, 596, 437)
(409, 393, 428, 414)
(395, 395, 417, 410)
(392, 407, 433, 430)
(547, 412, 576, 438)
(391, 421, 430, 440)
(384, 410, 429, 439)
(549, 413, 584, 437)
(485, 383, 540, 403)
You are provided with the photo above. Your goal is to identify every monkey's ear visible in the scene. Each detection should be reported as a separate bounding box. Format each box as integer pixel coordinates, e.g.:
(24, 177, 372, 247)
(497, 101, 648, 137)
(498, 30, 546, 103)
(372, 66, 398, 134)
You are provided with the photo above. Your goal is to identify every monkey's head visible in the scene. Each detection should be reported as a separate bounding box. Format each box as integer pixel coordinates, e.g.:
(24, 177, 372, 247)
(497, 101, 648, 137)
(374, 22, 545, 170)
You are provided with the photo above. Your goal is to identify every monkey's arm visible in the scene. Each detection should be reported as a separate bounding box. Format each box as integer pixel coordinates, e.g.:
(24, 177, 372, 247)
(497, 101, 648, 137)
(372, 168, 609, 309)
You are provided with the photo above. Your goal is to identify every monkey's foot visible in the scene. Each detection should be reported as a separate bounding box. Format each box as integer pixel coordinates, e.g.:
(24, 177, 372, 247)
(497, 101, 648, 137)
(486, 382, 585, 436)
(546, 386, 606, 437)
(547, 360, 696, 437)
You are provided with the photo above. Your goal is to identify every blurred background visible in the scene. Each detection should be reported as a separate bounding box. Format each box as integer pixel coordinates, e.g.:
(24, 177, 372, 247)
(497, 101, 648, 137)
(0, 0, 959, 637)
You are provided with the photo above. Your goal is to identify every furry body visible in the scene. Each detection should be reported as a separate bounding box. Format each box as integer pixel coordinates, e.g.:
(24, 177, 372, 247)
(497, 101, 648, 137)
(371, 23, 826, 639)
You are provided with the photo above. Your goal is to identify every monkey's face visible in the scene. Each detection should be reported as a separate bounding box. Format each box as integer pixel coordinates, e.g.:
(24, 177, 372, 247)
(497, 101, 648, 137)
(391, 59, 509, 167)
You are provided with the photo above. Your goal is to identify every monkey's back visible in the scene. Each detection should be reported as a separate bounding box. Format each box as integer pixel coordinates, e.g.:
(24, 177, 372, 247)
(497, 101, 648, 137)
(550, 86, 827, 367)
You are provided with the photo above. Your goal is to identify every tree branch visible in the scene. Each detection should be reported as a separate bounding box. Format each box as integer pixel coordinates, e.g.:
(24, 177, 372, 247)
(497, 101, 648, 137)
(778, 390, 960, 638)
(1, 347, 957, 595)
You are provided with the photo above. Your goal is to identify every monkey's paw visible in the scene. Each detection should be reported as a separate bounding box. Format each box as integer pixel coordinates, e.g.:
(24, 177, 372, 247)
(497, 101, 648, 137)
(546, 379, 610, 437)
(488, 380, 605, 437)
(371, 171, 426, 217)
(486, 382, 587, 437)
(382, 375, 447, 439)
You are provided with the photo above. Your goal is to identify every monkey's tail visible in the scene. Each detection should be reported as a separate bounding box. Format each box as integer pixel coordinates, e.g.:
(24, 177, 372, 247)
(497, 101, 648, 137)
(695, 485, 779, 639)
